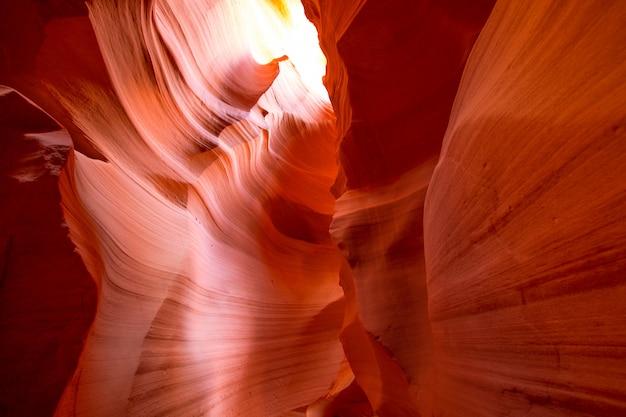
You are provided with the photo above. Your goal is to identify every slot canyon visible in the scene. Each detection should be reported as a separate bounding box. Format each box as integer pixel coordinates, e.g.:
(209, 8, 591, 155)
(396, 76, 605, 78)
(1, 0, 625, 415)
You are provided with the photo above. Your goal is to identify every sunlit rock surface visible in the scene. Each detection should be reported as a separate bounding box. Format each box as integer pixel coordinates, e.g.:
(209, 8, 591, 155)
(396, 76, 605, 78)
(1, 0, 625, 416)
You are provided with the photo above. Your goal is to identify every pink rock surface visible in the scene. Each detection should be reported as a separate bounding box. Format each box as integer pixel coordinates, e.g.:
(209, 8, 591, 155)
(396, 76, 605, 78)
(1, 0, 625, 416)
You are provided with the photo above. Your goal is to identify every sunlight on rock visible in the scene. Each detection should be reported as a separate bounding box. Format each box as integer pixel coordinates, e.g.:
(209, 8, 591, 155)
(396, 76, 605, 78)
(1, 0, 625, 416)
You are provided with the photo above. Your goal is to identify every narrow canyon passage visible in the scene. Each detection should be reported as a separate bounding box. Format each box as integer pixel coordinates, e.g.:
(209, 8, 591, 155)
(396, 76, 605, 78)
(0, 0, 625, 416)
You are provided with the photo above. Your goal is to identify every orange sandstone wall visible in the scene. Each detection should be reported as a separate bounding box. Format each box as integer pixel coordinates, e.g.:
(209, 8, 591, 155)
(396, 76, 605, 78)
(323, 1, 494, 415)
(425, 1, 626, 416)
(1, 0, 625, 416)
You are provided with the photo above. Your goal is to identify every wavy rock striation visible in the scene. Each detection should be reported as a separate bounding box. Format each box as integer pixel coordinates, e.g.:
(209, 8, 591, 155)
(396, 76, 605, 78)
(1, 0, 625, 416)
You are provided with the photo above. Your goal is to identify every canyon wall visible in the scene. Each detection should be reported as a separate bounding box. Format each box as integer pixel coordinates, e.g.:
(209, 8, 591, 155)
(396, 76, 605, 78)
(425, 1, 626, 415)
(0, 0, 625, 416)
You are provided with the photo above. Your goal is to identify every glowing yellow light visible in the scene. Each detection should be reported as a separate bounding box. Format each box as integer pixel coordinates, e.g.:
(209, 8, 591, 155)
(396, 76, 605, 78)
(247, 0, 329, 100)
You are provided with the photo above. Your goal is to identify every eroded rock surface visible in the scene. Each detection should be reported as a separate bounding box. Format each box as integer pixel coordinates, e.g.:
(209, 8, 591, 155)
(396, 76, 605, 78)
(1, 0, 625, 416)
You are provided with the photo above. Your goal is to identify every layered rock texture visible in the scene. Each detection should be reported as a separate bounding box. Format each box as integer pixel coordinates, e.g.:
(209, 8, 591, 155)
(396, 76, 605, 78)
(1, 0, 625, 416)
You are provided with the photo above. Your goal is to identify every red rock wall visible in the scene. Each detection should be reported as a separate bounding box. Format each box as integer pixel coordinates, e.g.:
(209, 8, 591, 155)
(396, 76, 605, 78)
(327, 1, 494, 415)
(0, 92, 96, 416)
(424, 1, 626, 415)
(1, 0, 625, 416)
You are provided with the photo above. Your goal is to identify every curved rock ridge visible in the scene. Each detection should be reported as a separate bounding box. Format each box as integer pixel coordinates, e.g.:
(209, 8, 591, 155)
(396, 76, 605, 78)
(1, 0, 625, 416)
(52, 1, 350, 415)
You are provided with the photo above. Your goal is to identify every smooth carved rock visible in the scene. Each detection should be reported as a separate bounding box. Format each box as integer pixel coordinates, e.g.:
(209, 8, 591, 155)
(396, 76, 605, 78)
(1, 0, 625, 416)
(425, 1, 626, 416)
